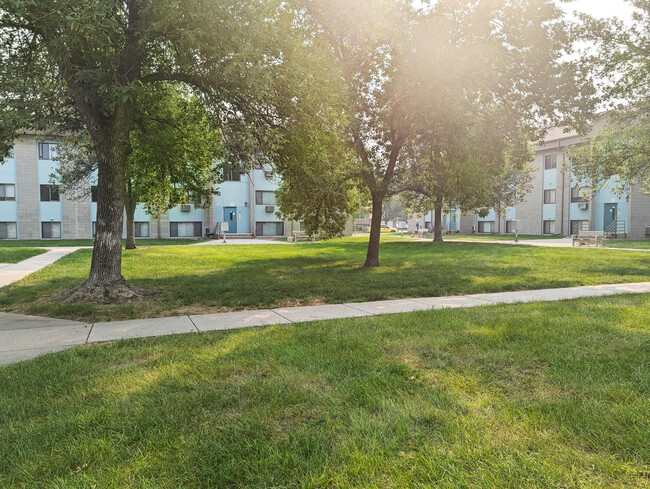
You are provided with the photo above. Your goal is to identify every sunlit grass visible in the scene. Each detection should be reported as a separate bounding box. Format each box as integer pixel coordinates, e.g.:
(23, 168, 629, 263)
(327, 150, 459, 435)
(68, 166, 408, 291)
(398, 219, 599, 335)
(0, 238, 648, 321)
(1, 295, 648, 488)
(0, 248, 46, 263)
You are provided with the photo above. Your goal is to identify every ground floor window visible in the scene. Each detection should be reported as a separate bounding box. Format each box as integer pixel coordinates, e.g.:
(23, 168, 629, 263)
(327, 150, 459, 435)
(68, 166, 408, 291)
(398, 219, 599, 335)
(543, 220, 555, 235)
(256, 221, 284, 236)
(170, 221, 202, 237)
(477, 221, 494, 233)
(135, 221, 150, 238)
(42, 221, 61, 239)
(0, 222, 17, 239)
(505, 220, 515, 234)
(570, 220, 588, 234)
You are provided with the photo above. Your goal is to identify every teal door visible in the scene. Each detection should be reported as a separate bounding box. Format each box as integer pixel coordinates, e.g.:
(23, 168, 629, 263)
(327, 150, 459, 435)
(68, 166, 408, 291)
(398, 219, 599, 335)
(604, 203, 617, 232)
(224, 207, 237, 233)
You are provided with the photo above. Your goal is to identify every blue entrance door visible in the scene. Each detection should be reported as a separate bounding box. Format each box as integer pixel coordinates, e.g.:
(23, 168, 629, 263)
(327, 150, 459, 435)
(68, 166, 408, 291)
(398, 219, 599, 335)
(224, 207, 237, 233)
(604, 203, 617, 232)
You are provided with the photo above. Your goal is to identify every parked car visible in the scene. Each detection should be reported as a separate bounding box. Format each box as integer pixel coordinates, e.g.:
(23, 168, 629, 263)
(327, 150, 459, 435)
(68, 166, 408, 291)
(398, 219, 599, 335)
(369, 224, 397, 233)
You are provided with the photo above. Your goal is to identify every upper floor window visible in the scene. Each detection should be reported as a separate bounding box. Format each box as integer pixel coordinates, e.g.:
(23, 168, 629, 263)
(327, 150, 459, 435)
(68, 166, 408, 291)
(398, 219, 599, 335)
(571, 186, 587, 203)
(255, 191, 276, 205)
(91, 186, 98, 202)
(40, 184, 60, 202)
(0, 184, 16, 201)
(543, 189, 556, 204)
(224, 165, 241, 182)
(38, 142, 57, 160)
(544, 154, 557, 170)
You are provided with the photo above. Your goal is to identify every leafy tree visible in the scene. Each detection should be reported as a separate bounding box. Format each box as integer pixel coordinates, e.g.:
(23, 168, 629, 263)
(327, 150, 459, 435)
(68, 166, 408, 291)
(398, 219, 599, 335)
(56, 86, 224, 250)
(569, 1, 650, 194)
(301, 0, 595, 266)
(0, 0, 303, 302)
(381, 196, 406, 226)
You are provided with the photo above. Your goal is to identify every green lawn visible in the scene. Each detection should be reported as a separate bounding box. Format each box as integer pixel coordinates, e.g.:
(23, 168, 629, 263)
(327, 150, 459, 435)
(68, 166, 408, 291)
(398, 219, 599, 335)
(0, 238, 204, 248)
(0, 238, 648, 321)
(444, 234, 566, 241)
(1, 295, 648, 488)
(605, 239, 650, 249)
(0, 248, 47, 263)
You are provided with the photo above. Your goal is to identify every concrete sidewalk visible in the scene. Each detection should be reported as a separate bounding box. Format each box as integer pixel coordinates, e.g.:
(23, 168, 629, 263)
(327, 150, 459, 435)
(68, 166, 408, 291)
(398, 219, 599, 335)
(0, 248, 82, 288)
(1, 281, 649, 365)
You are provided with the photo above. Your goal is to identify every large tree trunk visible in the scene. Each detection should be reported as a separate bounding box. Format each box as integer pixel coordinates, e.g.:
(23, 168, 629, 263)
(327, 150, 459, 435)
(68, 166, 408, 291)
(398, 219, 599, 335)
(57, 102, 139, 303)
(364, 192, 384, 267)
(433, 194, 443, 243)
(125, 181, 137, 250)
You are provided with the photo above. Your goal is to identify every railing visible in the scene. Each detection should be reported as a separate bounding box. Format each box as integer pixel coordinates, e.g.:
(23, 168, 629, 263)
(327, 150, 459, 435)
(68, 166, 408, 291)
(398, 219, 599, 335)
(605, 220, 626, 239)
(572, 221, 592, 234)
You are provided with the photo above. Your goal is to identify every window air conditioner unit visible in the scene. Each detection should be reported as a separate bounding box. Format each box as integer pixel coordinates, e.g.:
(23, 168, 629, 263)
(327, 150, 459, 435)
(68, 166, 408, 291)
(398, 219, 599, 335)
(578, 202, 588, 210)
(180, 204, 191, 212)
(265, 205, 275, 213)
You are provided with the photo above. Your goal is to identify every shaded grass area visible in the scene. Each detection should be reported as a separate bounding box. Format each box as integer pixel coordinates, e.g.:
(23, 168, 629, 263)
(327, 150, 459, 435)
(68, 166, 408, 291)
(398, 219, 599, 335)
(444, 234, 565, 241)
(0, 238, 204, 248)
(1, 295, 648, 488)
(0, 247, 46, 263)
(0, 238, 648, 321)
(605, 239, 650, 249)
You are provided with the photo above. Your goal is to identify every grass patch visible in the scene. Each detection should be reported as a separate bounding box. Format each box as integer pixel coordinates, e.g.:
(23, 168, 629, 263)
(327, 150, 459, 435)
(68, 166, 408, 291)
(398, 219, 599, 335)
(605, 239, 650, 250)
(1, 295, 648, 488)
(0, 248, 47, 263)
(443, 234, 566, 241)
(0, 238, 204, 248)
(0, 238, 648, 321)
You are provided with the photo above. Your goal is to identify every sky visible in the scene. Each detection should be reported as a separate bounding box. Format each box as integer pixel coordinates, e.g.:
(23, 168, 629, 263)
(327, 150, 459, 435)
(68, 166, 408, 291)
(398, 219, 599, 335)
(557, 0, 636, 23)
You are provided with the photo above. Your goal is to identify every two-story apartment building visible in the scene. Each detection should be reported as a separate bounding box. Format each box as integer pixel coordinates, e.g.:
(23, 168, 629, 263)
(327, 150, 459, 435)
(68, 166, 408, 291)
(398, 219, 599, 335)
(0, 134, 289, 240)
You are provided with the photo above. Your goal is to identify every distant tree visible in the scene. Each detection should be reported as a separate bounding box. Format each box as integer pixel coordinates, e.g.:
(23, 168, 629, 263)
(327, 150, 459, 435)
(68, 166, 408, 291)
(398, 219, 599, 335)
(569, 1, 649, 194)
(381, 196, 406, 226)
(301, 0, 595, 265)
(57, 86, 224, 249)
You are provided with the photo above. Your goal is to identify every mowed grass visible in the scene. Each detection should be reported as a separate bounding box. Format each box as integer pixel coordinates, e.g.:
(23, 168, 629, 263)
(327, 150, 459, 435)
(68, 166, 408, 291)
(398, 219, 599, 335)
(443, 234, 565, 241)
(0, 247, 46, 263)
(605, 239, 650, 249)
(0, 238, 649, 321)
(0, 238, 204, 248)
(1, 295, 648, 488)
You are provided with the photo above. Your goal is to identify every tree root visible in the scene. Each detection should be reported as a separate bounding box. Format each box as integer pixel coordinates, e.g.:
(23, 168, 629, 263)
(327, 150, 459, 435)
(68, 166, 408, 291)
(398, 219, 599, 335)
(53, 277, 154, 304)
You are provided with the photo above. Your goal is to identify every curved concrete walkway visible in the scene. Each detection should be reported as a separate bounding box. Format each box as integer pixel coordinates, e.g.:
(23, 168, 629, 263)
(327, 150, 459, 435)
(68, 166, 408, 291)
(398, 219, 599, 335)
(1, 281, 649, 365)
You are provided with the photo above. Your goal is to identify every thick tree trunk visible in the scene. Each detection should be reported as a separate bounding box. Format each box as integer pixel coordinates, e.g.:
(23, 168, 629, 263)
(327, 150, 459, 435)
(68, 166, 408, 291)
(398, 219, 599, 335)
(433, 195, 443, 243)
(56, 102, 140, 303)
(125, 182, 137, 250)
(364, 193, 384, 267)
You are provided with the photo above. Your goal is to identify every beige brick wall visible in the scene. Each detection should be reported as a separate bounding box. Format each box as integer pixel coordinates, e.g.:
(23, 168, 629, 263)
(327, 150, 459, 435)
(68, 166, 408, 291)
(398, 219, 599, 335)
(15, 136, 41, 239)
(628, 186, 650, 239)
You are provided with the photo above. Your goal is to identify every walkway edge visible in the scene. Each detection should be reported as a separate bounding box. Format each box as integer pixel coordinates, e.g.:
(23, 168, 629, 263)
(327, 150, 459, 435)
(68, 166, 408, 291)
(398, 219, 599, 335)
(1, 281, 649, 366)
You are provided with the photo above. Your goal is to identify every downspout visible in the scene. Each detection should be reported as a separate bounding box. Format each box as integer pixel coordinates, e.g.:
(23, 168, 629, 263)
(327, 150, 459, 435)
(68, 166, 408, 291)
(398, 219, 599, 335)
(249, 166, 255, 236)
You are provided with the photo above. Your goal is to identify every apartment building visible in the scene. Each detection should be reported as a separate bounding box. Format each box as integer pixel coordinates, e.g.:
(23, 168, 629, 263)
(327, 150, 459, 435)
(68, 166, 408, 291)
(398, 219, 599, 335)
(467, 126, 650, 239)
(0, 134, 290, 240)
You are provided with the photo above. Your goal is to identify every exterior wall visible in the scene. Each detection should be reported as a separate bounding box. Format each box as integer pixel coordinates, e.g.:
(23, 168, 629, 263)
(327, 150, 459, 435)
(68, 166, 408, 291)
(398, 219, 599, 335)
(629, 186, 650, 239)
(14, 136, 41, 239)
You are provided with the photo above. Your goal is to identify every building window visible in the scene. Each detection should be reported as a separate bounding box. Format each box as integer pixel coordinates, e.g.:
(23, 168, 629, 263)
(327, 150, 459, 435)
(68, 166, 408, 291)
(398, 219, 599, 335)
(544, 189, 556, 204)
(505, 220, 514, 234)
(571, 186, 587, 203)
(570, 220, 588, 234)
(544, 154, 557, 170)
(135, 222, 150, 238)
(91, 186, 98, 202)
(477, 221, 494, 233)
(0, 222, 17, 239)
(0, 184, 16, 201)
(170, 221, 202, 237)
(255, 191, 276, 205)
(543, 220, 555, 235)
(256, 222, 284, 236)
(40, 184, 60, 202)
(42, 221, 61, 239)
(38, 142, 57, 160)
(224, 165, 241, 182)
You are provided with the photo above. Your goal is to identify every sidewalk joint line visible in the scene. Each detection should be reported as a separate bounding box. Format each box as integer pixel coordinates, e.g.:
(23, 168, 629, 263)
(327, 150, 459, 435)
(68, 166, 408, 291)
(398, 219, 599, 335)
(343, 304, 376, 316)
(270, 310, 294, 323)
(187, 314, 200, 332)
(85, 323, 94, 344)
